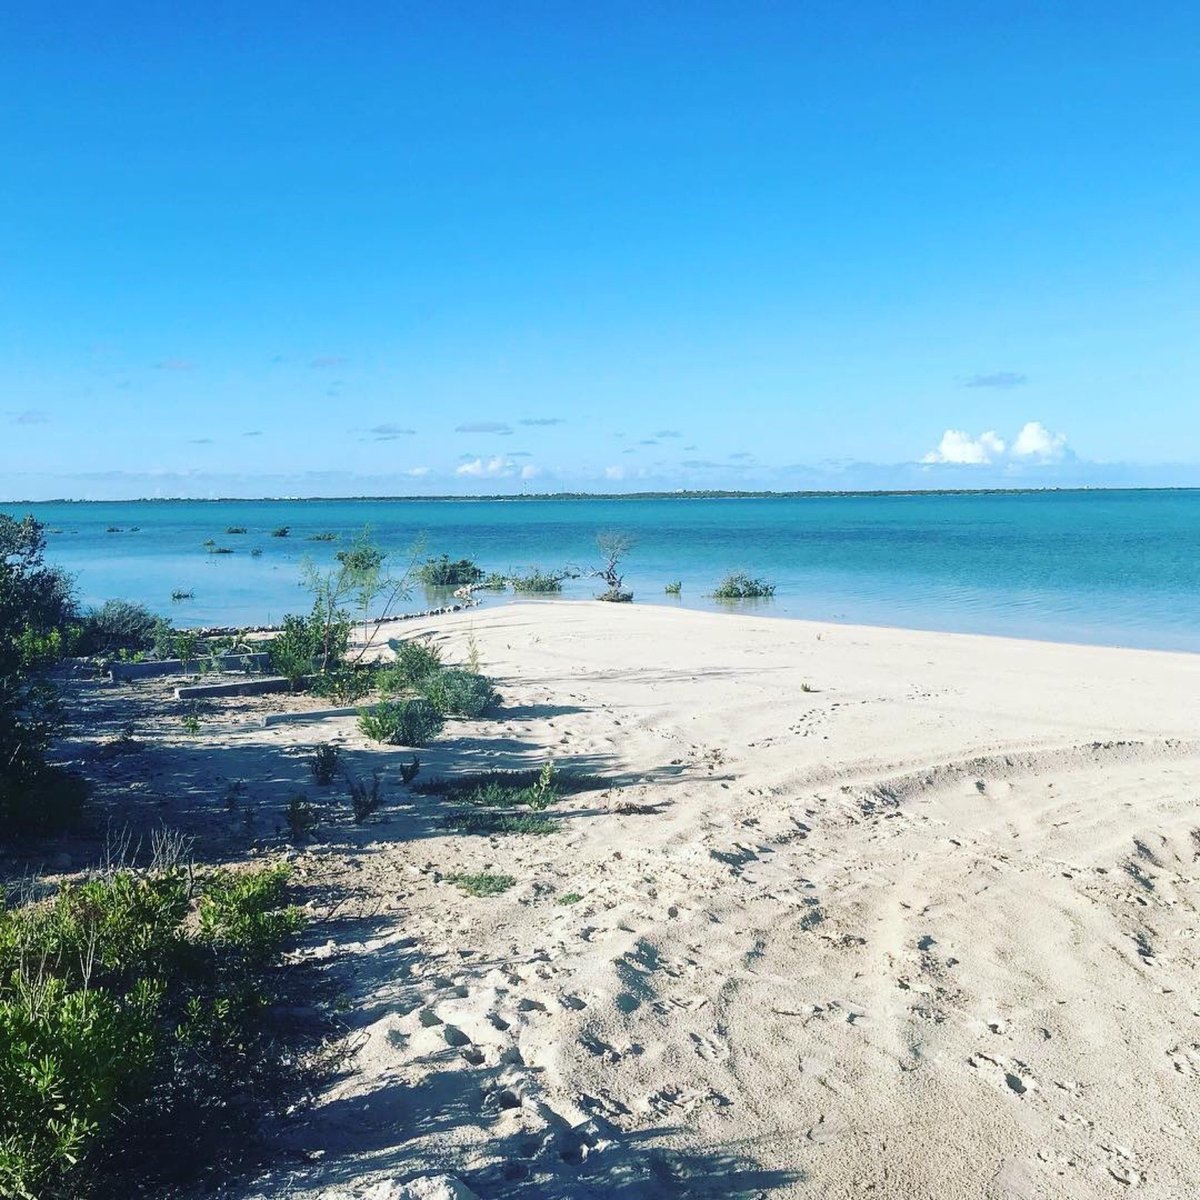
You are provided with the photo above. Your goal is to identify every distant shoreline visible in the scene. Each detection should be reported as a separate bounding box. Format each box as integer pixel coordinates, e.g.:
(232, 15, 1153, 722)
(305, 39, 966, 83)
(4, 485, 1198, 505)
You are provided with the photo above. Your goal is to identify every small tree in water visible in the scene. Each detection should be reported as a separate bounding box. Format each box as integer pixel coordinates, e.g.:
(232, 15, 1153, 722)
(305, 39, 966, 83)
(593, 531, 634, 603)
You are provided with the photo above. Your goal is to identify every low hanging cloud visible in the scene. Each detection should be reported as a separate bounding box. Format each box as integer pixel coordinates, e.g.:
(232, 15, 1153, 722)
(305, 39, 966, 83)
(654, 429, 682, 438)
(963, 371, 1028, 389)
(455, 455, 539, 480)
(922, 429, 1007, 465)
(455, 421, 513, 435)
(1011, 420, 1070, 462)
(9, 409, 50, 425)
(922, 421, 1069, 466)
(519, 417, 565, 426)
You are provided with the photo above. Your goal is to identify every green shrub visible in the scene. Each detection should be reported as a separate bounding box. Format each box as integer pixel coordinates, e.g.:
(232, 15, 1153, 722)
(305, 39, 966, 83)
(225, 526, 247, 535)
(347, 772, 383, 823)
(557, 892, 583, 905)
(357, 698, 444, 747)
(80, 599, 159, 654)
(310, 665, 374, 705)
(268, 607, 351, 688)
(382, 638, 443, 690)
(417, 555, 484, 587)
(509, 569, 565, 594)
(170, 589, 194, 602)
(446, 811, 556, 836)
(311, 743, 341, 786)
(413, 764, 601, 803)
(286, 794, 318, 839)
(207, 546, 235, 555)
(477, 572, 507, 591)
(400, 754, 421, 784)
(712, 573, 775, 599)
(271, 527, 290, 538)
(664, 580, 682, 595)
(447, 872, 515, 897)
(306, 531, 337, 542)
(0, 862, 306, 1198)
(418, 669, 496, 718)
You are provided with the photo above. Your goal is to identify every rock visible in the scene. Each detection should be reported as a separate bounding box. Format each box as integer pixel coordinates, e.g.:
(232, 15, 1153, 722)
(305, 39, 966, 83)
(360, 1176, 480, 1200)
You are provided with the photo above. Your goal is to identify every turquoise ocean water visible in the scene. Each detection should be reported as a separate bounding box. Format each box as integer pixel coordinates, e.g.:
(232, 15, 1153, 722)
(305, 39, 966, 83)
(3, 491, 1198, 652)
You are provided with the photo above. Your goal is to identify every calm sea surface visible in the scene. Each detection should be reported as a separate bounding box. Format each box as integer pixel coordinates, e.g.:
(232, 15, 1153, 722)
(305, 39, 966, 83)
(4, 492, 1198, 652)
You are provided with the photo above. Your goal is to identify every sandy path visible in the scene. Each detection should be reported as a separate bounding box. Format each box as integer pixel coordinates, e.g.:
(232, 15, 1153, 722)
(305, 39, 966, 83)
(228, 601, 1200, 1200)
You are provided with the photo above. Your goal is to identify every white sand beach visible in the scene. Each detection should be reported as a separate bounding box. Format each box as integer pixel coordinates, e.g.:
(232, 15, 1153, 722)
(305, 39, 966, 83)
(167, 599, 1198, 1200)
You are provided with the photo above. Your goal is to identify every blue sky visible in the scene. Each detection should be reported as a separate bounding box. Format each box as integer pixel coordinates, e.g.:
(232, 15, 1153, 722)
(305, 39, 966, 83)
(3, 2, 1199, 498)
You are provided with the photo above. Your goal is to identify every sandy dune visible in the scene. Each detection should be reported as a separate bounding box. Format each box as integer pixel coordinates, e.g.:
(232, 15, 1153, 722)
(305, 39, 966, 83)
(231, 601, 1200, 1200)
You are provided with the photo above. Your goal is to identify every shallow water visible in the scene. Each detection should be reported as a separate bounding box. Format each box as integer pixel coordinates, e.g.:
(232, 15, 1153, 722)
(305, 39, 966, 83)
(5, 490, 1199, 652)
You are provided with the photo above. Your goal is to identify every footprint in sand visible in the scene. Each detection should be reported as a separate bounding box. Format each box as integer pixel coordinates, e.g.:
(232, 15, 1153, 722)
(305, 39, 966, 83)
(968, 1051, 1038, 1097)
(689, 1029, 730, 1062)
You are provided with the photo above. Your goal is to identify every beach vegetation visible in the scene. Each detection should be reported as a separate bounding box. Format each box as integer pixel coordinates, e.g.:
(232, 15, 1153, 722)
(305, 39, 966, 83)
(170, 589, 194, 602)
(286, 793, 318, 839)
(306, 531, 338, 542)
(250, 547, 263, 558)
(447, 811, 556, 836)
(477, 572, 508, 591)
(80, 598, 159, 655)
(664, 580, 682, 595)
(0, 858, 311, 1199)
(267, 608, 350, 688)
(225, 525, 247, 534)
(400, 754, 421, 784)
(202, 538, 216, 547)
(510, 568, 569, 594)
(271, 526, 290, 538)
(105, 525, 123, 533)
(381, 637, 443, 690)
(310, 743, 341, 785)
(593, 531, 634, 602)
(413, 764, 602, 803)
(310, 664, 374, 704)
(207, 546, 235, 555)
(557, 892, 583, 905)
(417, 555, 484, 587)
(357, 698, 444, 746)
(712, 573, 776, 599)
(447, 872, 515, 897)
(180, 712, 201, 736)
(347, 771, 383, 822)
(418, 668, 497, 718)
(293, 527, 421, 673)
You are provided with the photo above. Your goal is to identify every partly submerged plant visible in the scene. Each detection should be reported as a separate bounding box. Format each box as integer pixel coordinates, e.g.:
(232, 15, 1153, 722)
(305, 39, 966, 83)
(712, 573, 775, 599)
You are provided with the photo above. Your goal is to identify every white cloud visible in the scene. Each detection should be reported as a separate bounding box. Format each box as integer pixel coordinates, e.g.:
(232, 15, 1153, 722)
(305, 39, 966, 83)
(455, 455, 521, 478)
(1011, 420, 1069, 462)
(519, 464, 540, 480)
(922, 429, 1006, 465)
(604, 465, 625, 481)
(922, 420, 1071, 467)
(405, 466, 430, 477)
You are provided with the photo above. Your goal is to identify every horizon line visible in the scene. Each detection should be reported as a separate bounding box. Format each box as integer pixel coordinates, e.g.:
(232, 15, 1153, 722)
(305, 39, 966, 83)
(4, 485, 1200, 505)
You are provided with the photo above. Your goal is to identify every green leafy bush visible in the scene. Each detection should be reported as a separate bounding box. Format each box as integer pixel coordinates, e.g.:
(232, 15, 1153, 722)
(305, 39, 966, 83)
(417, 555, 484, 587)
(382, 638, 443, 691)
(1, 516, 86, 837)
(418, 669, 496, 718)
(0, 861, 306, 1198)
(80, 599, 159, 654)
(286, 794, 318, 839)
(357, 698, 444, 747)
(225, 526, 247, 534)
(268, 607, 351, 688)
(712, 573, 776, 599)
(477, 572, 508, 591)
(664, 580, 682, 595)
(447, 872, 515, 897)
(311, 743, 341, 786)
(271, 527, 290, 538)
(509, 569, 565, 594)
